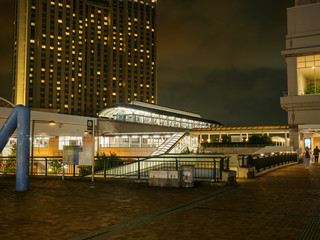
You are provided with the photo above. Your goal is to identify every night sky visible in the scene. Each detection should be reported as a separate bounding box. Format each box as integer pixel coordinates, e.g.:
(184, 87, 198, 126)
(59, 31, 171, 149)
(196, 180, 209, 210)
(0, 0, 293, 126)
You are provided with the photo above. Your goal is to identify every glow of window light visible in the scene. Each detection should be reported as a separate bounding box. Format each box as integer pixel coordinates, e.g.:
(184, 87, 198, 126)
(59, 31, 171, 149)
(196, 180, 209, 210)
(48, 121, 56, 126)
(312, 66, 316, 69)
(260, 153, 264, 156)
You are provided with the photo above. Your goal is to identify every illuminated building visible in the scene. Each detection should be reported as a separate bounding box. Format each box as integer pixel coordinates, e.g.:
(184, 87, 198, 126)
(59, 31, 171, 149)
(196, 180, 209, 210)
(13, 0, 157, 117)
(99, 101, 222, 129)
(281, 0, 320, 150)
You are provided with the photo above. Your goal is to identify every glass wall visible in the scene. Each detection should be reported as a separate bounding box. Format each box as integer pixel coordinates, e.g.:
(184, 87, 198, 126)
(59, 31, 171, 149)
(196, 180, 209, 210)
(297, 54, 320, 95)
(99, 135, 172, 148)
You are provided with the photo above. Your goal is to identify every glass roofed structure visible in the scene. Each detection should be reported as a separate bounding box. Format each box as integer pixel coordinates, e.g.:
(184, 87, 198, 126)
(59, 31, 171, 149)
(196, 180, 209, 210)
(99, 101, 222, 129)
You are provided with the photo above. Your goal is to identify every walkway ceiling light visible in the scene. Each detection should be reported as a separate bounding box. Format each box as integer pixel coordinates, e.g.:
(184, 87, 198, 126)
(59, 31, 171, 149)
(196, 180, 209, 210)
(48, 121, 56, 126)
(84, 131, 89, 135)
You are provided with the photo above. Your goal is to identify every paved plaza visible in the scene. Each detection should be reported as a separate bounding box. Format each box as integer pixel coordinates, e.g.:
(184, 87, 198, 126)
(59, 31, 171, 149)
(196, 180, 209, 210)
(1, 163, 320, 240)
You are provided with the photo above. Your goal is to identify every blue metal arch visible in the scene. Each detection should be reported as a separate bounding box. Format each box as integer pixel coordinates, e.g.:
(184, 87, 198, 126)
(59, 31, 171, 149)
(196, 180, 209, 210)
(0, 105, 30, 191)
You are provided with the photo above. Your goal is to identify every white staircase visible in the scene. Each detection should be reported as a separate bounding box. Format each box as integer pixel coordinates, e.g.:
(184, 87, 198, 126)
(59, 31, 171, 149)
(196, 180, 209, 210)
(99, 132, 188, 177)
(150, 132, 186, 156)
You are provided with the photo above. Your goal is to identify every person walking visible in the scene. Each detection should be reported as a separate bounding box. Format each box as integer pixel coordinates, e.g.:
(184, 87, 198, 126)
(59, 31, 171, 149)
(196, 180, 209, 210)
(303, 147, 311, 167)
(313, 146, 320, 164)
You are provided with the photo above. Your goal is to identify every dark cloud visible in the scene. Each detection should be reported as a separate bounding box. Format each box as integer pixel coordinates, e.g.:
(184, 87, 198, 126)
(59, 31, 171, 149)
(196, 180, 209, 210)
(158, 68, 287, 126)
(157, 0, 293, 126)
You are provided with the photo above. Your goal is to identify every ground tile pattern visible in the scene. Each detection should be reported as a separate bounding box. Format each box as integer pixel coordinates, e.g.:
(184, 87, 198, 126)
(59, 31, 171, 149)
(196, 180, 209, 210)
(1, 163, 320, 240)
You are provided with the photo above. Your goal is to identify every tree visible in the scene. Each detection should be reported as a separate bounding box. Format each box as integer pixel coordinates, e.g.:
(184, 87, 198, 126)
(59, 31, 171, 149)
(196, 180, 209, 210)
(4, 143, 17, 173)
(48, 159, 63, 174)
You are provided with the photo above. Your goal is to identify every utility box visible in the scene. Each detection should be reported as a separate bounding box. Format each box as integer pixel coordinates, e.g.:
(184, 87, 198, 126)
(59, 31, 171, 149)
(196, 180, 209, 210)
(181, 165, 195, 188)
(149, 170, 181, 187)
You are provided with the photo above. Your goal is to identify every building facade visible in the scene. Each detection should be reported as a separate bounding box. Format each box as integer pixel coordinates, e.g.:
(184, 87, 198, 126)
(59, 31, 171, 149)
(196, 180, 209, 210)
(13, 0, 157, 117)
(280, 0, 320, 150)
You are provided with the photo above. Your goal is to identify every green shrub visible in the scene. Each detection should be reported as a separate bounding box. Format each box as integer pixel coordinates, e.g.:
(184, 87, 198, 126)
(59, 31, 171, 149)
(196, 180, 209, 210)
(4, 143, 17, 173)
(221, 135, 231, 143)
(48, 159, 63, 174)
(79, 152, 123, 176)
(305, 83, 320, 95)
(248, 134, 273, 144)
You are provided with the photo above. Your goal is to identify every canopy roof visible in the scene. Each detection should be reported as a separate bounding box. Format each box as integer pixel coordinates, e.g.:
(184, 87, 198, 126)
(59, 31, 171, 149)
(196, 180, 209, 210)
(99, 101, 222, 128)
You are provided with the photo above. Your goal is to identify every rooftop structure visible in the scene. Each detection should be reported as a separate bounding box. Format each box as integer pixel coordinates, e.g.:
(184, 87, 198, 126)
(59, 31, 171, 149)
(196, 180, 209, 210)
(99, 101, 222, 129)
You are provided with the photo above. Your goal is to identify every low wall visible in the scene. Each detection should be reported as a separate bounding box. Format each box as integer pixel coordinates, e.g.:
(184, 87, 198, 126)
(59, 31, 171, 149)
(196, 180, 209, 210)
(99, 147, 156, 157)
(204, 147, 262, 155)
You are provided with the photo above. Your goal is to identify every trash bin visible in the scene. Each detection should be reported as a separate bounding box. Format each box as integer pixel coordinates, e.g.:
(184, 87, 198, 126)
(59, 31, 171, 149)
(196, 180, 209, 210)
(181, 165, 195, 188)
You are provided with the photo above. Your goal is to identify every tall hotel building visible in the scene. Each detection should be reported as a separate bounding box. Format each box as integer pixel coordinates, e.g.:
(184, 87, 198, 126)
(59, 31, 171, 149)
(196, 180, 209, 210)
(13, 0, 157, 117)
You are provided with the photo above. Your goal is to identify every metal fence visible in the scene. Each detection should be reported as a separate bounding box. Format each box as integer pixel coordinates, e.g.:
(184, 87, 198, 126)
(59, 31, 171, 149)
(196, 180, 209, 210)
(238, 153, 298, 172)
(0, 155, 230, 182)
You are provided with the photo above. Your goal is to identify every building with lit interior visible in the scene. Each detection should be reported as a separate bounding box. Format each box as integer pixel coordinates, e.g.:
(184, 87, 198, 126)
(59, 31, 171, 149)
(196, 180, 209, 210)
(0, 100, 223, 158)
(13, 0, 157, 117)
(280, 0, 320, 151)
(99, 101, 221, 129)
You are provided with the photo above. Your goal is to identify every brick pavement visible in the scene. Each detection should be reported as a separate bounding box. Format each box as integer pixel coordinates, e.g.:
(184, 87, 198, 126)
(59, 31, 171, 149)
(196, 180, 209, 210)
(1, 163, 320, 240)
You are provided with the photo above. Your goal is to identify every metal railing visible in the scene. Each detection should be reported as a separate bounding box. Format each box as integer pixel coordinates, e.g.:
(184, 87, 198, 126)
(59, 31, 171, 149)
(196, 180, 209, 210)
(238, 153, 298, 172)
(0, 155, 230, 182)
